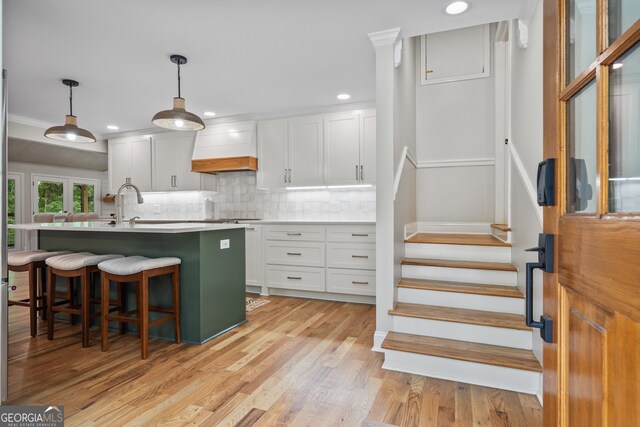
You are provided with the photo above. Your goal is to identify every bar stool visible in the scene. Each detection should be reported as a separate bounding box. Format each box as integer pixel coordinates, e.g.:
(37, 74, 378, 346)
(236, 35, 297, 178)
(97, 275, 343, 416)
(98, 256, 181, 359)
(8, 250, 71, 336)
(46, 252, 124, 347)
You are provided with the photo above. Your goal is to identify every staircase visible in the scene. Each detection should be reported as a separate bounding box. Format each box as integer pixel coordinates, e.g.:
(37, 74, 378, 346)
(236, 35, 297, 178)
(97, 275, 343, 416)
(380, 230, 541, 394)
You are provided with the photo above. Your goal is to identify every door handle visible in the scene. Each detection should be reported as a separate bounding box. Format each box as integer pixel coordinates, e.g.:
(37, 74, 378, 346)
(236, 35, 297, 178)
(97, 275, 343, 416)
(288, 169, 292, 183)
(173, 175, 177, 188)
(352, 281, 369, 285)
(525, 233, 554, 343)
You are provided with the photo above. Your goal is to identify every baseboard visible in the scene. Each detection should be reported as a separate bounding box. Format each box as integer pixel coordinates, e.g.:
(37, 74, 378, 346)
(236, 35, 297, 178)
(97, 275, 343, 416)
(404, 222, 419, 240)
(246, 285, 262, 295)
(414, 221, 493, 235)
(267, 288, 376, 305)
(372, 330, 388, 352)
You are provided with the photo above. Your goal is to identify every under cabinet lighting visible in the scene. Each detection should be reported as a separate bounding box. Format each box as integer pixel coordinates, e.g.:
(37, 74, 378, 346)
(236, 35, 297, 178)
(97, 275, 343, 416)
(327, 184, 373, 189)
(285, 186, 328, 190)
(284, 184, 374, 190)
(444, 1, 470, 15)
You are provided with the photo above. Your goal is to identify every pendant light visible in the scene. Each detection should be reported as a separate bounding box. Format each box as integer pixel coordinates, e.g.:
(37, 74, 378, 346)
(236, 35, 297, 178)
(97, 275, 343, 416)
(152, 54, 205, 131)
(44, 79, 96, 143)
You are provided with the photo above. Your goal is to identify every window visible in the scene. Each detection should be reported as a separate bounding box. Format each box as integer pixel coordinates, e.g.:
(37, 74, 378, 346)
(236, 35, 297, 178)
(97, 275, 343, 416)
(32, 175, 100, 217)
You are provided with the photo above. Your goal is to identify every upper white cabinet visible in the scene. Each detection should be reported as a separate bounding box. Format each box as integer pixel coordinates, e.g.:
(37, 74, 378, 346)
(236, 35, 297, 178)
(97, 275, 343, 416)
(324, 109, 376, 186)
(421, 24, 491, 85)
(108, 136, 152, 192)
(257, 115, 323, 188)
(152, 132, 202, 191)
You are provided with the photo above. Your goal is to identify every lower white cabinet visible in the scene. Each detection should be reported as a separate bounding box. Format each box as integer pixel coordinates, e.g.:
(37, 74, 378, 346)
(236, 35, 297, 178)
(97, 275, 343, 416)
(257, 223, 376, 298)
(245, 225, 262, 287)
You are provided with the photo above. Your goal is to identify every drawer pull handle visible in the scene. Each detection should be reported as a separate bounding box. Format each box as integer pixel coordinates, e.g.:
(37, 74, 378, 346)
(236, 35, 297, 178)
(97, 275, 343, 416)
(287, 233, 302, 236)
(352, 255, 369, 259)
(287, 276, 302, 280)
(351, 233, 369, 237)
(352, 281, 369, 285)
(287, 252, 302, 256)
(246, 227, 255, 231)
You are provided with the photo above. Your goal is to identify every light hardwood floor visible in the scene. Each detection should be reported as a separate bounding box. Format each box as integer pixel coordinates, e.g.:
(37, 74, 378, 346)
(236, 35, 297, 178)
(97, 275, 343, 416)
(6, 272, 541, 426)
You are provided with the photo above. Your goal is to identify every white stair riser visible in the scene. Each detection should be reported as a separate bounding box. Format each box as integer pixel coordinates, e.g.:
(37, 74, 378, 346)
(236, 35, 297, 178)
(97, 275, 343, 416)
(397, 288, 524, 314)
(402, 265, 517, 286)
(382, 349, 540, 395)
(405, 243, 511, 263)
(392, 316, 532, 349)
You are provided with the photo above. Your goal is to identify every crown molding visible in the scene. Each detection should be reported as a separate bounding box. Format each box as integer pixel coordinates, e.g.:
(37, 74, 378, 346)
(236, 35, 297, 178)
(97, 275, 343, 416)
(8, 114, 54, 129)
(368, 28, 401, 48)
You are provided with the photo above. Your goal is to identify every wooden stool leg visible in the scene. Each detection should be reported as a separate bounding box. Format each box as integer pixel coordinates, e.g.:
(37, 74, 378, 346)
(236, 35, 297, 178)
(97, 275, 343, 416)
(172, 267, 181, 344)
(118, 282, 125, 335)
(137, 281, 142, 338)
(101, 272, 109, 352)
(81, 268, 91, 348)
(28, 264, 37, 337)
(47, 268, 55, 340)
(40, 267, 48, 321)
(68, 277, 76, 325)
(140, 275, 149, 360)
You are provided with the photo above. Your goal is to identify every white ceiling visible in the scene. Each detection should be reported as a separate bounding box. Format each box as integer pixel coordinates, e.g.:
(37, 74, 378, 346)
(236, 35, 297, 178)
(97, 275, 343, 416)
(4, 0, 525, 138)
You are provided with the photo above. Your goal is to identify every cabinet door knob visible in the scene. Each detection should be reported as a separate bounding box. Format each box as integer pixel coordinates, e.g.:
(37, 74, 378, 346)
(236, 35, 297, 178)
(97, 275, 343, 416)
(286, 232, 302, 236)
(352, 233, 369, 237)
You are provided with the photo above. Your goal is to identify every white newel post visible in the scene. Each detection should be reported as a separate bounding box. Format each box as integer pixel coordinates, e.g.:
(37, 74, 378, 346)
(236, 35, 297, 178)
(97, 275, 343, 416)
(368, 28, 400, 351)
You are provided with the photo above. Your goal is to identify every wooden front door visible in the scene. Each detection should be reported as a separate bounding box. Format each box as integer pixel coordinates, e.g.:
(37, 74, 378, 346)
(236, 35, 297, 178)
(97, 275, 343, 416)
(543, 0, 640, 425)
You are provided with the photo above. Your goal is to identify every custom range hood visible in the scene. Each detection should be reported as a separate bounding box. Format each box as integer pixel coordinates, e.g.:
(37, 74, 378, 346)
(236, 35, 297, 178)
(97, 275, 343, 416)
(191, 120, 258, 173)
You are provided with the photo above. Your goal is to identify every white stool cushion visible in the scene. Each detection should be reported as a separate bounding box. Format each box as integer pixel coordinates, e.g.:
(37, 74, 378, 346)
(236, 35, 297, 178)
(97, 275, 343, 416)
(8, 250, 72, 267)
(98, 256, 181, 275)
(46, 252, 124, 270)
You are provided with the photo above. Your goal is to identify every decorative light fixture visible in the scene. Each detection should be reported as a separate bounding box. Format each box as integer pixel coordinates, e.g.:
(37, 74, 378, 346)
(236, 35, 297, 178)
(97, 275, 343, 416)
(152, 54, 205, 131)
(44, 79, 96, 143)
(444, 1, 470, 15)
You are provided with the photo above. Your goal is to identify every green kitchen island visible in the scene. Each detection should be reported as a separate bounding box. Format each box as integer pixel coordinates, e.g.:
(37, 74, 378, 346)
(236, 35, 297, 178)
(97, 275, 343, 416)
(12, 222, 247, 344)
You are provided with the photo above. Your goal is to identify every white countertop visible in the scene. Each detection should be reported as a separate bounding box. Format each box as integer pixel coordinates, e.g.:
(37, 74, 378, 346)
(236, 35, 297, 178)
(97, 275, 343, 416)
(10, 222, 246, 234)
(241, 220, 376, 225)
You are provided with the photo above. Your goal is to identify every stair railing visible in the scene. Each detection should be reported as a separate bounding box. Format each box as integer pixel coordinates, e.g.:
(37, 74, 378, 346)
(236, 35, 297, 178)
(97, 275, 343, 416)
(393, 146, 417, 201)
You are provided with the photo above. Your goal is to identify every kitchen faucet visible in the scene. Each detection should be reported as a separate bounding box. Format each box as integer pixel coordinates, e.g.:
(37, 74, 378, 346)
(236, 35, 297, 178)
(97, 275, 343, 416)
(115, 178, 144, 226)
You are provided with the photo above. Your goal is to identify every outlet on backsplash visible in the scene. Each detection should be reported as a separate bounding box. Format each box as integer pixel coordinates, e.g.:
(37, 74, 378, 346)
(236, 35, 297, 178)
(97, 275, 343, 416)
(329, 202, 340, 212)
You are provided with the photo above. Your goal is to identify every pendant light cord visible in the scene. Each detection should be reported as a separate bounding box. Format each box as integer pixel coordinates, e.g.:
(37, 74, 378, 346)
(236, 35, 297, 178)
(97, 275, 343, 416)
(177, 62, 181, 99)
(68, 83, 73, 116)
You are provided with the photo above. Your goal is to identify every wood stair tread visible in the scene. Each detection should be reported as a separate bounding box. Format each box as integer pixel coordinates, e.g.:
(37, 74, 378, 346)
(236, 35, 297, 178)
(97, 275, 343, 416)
(382, 331, 541, 372)
(405, 233, 511, 247)
(401, 258, 517, 272)
(389, 302, 530, 331)
(398, 278, 524, 299)
(490, 224, 512, 232)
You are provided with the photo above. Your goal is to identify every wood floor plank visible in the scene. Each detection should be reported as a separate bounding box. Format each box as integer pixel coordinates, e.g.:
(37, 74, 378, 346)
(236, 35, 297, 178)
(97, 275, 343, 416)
(389, 302, 530, 331)
(406, 233, 511, 247)
(398, 278, 524, 298)
(6, 271, 541, 426)
(402, 258, 518, 272)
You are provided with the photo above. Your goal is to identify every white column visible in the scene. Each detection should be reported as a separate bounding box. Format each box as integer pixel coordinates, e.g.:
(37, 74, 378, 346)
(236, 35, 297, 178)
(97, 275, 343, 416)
(368, 28, 400, 351)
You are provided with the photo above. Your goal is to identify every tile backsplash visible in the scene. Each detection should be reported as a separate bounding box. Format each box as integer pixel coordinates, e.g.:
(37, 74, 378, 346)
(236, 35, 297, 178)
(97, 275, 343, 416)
(122, 171, 376, 221)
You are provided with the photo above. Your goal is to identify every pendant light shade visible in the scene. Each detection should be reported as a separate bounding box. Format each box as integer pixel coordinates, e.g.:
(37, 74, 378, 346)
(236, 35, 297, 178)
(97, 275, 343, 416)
(152, 55, 205, 131)
(44, 79, 96, 143)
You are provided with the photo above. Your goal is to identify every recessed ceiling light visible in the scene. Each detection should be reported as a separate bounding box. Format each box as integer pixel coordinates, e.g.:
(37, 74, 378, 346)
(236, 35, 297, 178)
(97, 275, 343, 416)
(444, 1, 470, 15)
(204, 111, 216, 117)
(612, 63, 624, 70)
(107, 125, 119, 130)
(337, 93, 351, 100)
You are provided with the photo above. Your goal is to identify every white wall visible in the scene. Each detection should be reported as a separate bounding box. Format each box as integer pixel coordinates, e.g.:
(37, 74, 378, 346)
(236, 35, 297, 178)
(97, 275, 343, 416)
(415, 26, 496, 223)
(509, 0, 544, 363)
(393, 37, 418, 285)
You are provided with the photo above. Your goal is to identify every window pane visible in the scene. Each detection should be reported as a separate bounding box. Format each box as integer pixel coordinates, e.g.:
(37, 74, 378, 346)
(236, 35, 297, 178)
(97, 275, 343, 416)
(566, 80, 597, 213)
(608, 0, 640, 44)
(567, 0, 597, 82)
(73, 183, 95, 213)
(37, 181, 64, 213)
(7, 179, 15, 248)
(609, 43, 640, 212)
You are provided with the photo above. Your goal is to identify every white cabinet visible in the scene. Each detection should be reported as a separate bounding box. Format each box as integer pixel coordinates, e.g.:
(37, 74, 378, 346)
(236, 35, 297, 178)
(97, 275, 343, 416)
(324, 109, 376, 186)
(245, 225, 263, 288)
(152, 133, 202, 191)
(108, 137, 152, 192)
(257, 116, 323, 188)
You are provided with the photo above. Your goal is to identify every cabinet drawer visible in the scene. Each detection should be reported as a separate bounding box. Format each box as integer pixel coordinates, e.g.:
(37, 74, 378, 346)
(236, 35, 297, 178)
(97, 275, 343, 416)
(266, 265, 325, 292)
(327, 269, 376, 296)
(265, 225, 325, 242)
(326, 243, 375, 270)
(327, 226, 376, 243)
(265, 241, 325, 267)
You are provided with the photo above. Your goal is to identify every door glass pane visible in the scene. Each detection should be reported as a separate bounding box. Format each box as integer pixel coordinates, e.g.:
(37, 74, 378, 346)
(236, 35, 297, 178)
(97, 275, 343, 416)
(566, 80, 597, 213)
(73, 183, 95, 213)
(608, 0, 640, 44)
(36, 181, 64, 213)
(567, 0, 597, 82)
(7, 178, 15, 249)
(609, 43, 640, 212)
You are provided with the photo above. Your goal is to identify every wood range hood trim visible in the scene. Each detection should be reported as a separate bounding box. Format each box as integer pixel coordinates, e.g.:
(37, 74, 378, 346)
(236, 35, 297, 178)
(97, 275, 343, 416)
(191, 156, 258, 174)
